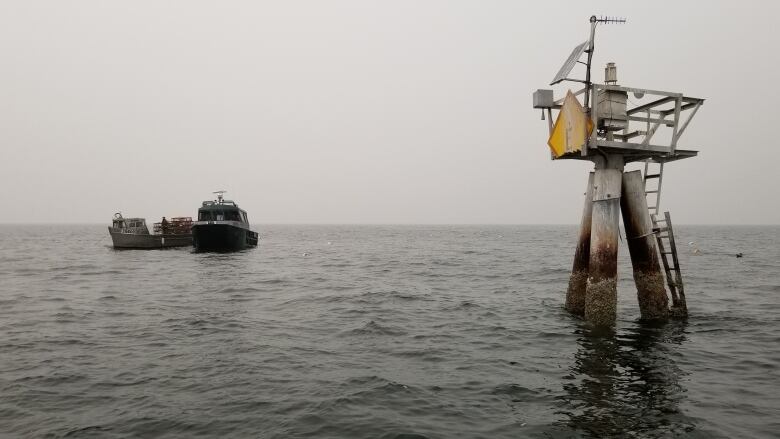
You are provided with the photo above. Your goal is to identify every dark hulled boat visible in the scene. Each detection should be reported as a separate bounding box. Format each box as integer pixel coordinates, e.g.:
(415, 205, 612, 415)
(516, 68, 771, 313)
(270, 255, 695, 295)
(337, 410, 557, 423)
(192, 191, 258, 252)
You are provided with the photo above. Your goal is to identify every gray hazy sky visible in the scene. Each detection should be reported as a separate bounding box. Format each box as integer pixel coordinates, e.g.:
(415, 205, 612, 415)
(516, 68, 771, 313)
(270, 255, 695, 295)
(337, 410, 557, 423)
(2, 1, 778, 224)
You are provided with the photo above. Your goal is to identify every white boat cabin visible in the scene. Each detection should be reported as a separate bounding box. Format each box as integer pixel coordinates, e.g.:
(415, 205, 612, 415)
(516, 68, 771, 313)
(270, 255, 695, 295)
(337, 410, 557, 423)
(111, 213, 150, 235)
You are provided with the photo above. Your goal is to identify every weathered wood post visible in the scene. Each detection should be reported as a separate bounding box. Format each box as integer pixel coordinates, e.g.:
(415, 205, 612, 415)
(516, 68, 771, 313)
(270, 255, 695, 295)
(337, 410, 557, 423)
(620, 170, 669, 319)
(584, 156, 623, 326)
(565, 172, 595, 316)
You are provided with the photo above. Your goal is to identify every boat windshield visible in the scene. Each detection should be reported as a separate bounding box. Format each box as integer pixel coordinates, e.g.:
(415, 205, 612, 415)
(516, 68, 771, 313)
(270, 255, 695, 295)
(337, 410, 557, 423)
(199, 210, 242, 222)
(226, 210, 241, 221)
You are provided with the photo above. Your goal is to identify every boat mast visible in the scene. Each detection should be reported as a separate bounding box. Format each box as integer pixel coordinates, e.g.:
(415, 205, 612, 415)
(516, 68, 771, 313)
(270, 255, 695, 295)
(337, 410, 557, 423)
(213, 190, 227, 204)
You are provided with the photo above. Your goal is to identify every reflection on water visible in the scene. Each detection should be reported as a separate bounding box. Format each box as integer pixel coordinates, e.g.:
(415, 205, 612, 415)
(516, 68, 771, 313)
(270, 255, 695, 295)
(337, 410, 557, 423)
(558, 321, 697, 438)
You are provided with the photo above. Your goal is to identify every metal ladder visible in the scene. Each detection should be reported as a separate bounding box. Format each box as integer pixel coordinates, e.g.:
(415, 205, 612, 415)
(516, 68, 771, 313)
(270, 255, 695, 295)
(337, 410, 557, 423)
(643, 160, 688, 317)
(643, 160, 664, 216)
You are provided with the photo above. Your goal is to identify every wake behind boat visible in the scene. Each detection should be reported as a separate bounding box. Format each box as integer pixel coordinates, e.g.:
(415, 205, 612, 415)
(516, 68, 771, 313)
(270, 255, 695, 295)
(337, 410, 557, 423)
(192, 191, 258, 252)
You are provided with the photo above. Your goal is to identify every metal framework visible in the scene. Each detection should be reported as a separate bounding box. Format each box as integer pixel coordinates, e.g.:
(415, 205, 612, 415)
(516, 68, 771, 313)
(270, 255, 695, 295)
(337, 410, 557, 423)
(537, 15, 703, 164)
(545, 84, 704, 163)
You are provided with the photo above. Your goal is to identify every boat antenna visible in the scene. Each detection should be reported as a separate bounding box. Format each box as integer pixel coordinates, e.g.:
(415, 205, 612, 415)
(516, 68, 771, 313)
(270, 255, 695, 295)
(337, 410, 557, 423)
(584, 15, 626, 110)
(213, 190, 227, 203)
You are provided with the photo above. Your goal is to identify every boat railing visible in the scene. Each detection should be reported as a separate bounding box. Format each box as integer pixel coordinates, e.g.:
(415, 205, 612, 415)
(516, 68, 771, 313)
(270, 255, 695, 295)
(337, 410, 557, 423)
(111, 226, 150, 235)
(153, 217, 193, 235)
(202, 200, 238, 207)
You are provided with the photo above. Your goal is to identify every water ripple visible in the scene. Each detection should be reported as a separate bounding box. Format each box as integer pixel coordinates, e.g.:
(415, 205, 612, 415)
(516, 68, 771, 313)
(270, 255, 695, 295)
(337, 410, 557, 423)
(0, 224, 778, 438)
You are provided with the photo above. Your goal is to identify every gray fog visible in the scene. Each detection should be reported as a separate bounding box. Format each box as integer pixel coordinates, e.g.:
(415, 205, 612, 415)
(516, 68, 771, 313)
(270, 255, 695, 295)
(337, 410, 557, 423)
(1, 1, 778, 224)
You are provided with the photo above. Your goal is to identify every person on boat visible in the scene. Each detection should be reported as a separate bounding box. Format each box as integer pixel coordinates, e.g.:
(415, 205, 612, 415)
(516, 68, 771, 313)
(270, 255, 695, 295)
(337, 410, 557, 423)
(161, 217, 169, 234)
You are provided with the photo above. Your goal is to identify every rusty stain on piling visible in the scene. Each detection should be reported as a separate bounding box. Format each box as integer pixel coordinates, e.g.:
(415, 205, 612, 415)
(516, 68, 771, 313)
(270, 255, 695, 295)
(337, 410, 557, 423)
(565, 172, 594, 316)
(621, 171, 670, 320)
(584, 278, 617, 325)
(586, 243, 619, 326)
(584, 167, 621, 326)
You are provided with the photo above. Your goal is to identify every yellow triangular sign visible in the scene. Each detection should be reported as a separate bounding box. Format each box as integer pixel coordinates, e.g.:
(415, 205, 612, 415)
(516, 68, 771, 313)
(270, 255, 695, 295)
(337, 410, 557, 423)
(547, 91, 593, 158)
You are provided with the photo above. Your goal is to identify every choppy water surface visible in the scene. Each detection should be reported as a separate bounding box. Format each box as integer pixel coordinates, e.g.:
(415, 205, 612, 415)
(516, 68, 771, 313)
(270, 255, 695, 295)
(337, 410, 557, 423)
(1, 225, 778, 438)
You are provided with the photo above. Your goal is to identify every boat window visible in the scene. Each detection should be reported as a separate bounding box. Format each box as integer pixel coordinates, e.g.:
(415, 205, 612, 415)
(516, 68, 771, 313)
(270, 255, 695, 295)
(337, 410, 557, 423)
(199, 211, 211, 221)
(216, 211, 225, 221)
(226, 210, 240, 221)
(242, 212, 248, 223)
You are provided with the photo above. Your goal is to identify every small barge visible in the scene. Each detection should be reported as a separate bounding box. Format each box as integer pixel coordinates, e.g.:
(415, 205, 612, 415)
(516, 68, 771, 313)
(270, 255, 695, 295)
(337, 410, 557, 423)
(109, 213, 193, 249)
(192, 191, 258, 252)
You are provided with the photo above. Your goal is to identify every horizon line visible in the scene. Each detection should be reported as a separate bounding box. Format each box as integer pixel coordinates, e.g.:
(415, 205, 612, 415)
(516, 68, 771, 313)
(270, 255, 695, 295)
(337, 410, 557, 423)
(1, 222, 778, 227)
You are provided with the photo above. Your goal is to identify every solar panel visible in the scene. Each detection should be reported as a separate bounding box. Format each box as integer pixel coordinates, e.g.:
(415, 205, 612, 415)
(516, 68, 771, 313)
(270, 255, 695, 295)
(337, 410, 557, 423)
(550, 41, 588, 85)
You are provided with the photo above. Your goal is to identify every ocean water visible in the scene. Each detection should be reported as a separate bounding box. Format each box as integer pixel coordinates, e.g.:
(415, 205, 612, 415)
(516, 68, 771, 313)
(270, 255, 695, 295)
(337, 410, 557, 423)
(0, 224, 778, 438)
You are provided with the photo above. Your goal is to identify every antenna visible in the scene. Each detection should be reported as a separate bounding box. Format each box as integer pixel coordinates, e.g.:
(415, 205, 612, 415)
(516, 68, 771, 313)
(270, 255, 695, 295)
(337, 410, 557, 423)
(213, 190, 227, 203)
(583, 15, 627, 110)
(592, 15, 626, 25)
(549, 16, 627, 90)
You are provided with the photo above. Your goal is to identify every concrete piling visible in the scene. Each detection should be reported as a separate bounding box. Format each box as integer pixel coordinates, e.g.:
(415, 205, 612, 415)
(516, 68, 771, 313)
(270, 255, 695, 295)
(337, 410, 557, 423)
(584, 161, 622, 326)
(620, 171, 669, 320)
(566, 172, 595, 316)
